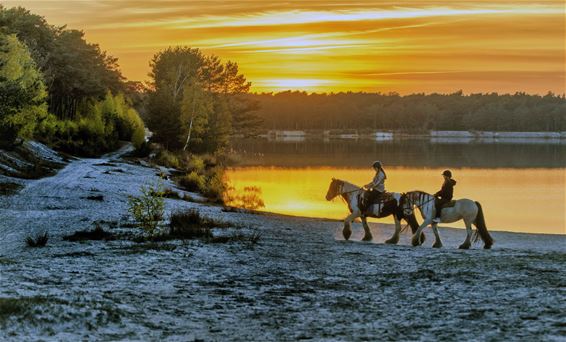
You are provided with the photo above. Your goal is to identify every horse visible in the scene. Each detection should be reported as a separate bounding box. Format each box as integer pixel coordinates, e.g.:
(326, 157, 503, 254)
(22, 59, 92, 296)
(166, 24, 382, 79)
(325, 178, 424, 244)
(400, 191, 494, 249)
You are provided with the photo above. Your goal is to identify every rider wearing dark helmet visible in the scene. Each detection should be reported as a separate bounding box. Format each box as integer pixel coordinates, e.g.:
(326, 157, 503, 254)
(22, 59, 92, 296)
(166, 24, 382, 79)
(433, 170, 456, 223)
(360, 161, 387, 213)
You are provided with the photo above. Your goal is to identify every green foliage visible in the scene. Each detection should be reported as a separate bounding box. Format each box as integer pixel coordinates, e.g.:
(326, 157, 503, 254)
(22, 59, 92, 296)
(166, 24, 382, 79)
(179, 171, 206, 192)
(127, 182, 165, 236)
(146, 47, 258, 152)
(226, 186, 265, 210)
(0, 33, 47, 147)
(203, 167, 227, 203)
(155, 149, 181, 169)
(37, 92, 145, 156)
(0, 7, 145, 154)
(0, 6, 124, 120)
(186, 154, 205, 173)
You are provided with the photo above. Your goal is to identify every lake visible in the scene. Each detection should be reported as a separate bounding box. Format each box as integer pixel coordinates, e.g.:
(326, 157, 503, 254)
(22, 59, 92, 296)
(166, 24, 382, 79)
(227, 138, 566, 235)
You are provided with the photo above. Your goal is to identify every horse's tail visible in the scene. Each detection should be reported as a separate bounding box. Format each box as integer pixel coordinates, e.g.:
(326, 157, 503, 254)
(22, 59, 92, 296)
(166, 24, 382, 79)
(473, 201, 493, 248)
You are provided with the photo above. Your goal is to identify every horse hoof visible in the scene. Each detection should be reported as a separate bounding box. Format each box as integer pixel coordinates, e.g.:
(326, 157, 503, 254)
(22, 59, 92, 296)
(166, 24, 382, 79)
(458, 244, 470, 250)
(433, 242, 443, 248)
(362, 235, 373, 241)
(411, 237, 420, 247)
(343, 230, 352, 241)
(420, 233, 426, 243)
(484, 243, 492, 250)
(385, 238, 398, 245)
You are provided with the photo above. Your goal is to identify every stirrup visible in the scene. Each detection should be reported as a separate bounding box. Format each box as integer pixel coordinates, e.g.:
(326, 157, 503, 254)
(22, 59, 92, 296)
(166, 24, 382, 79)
(432, 217, 441, 223)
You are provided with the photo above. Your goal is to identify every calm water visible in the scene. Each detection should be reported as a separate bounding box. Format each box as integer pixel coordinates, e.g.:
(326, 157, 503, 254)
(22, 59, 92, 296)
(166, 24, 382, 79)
(227, 138, 566, 235)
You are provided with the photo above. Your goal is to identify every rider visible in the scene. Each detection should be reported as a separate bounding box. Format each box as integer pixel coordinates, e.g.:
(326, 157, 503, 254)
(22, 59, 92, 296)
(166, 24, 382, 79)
(433, 170, 456, 223)
(361, 161, 386, 212)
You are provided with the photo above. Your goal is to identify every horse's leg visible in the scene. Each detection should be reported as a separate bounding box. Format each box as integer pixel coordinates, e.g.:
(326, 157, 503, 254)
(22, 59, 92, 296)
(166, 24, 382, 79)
(411, 220, 430, 247)
(343, 211, 359, 240)
(458, 219, 473, 249)
(431, 223, 443, 248)
(385, 216, 401, 244)
(361, 217, 373, 241)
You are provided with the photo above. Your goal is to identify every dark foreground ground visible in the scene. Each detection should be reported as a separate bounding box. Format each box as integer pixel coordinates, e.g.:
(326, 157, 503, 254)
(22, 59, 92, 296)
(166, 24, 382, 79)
(0, 148, 564, 341)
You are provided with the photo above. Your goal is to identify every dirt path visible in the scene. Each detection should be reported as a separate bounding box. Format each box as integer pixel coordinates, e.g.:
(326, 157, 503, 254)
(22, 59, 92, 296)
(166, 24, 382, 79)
(0, 149, 565, 341)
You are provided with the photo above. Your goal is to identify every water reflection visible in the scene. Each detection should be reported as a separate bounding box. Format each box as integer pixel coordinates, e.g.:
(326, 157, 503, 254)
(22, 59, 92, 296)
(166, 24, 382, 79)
(228, 138, 566, 235)
(231, 138, 566, 168)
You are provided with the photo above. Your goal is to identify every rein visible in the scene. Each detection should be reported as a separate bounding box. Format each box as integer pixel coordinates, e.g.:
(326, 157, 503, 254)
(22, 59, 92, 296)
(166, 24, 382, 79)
(406, 192, 435, 211)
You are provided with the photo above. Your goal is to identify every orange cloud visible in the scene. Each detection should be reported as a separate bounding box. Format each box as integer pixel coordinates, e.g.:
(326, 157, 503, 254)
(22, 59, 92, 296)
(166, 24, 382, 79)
(3, 1, 564, 94)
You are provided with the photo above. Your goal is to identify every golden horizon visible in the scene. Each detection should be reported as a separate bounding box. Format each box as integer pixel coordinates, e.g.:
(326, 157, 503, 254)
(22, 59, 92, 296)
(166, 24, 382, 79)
(3, 1, 565, 94)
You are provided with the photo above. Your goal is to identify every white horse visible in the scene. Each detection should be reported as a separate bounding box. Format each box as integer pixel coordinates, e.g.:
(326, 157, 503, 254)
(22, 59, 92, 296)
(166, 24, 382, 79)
(325, 178, 424, 244)
(400, 191, 494, 249)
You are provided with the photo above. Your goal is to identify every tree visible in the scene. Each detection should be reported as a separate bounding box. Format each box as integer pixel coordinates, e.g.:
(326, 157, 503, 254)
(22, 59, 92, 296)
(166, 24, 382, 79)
(146, 47, 256, 152)
(0, 6, 124, 120)
(0, 33, 47, 148)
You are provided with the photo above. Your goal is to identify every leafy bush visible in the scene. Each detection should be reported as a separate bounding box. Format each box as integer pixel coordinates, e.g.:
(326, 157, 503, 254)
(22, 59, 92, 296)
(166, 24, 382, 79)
(203, 167, 227, 203)
(36, 92, 145, 156)
(226, 185, 265, 210)
(186, 154, 205, 173)
(169, 209, 213, 240)
(178, 171, 206, 192)
(167, 209, 230, 240)
(154, 149, 181, 169)
(128, 182, 165, 236)
(25, 231, 48, 248)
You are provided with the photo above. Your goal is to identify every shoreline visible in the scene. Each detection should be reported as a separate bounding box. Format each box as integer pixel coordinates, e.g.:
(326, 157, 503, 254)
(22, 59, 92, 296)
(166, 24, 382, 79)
(0, 145, 564, 340)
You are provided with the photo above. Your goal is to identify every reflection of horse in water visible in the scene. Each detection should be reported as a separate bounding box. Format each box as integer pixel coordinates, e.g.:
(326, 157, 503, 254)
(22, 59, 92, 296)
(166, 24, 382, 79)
(325, 178, 424, 243)
(401, 191, 494, 249)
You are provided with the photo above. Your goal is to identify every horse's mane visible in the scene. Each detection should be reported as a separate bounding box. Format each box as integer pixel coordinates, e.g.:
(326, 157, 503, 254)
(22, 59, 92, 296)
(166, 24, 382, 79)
(408, 190, 433, 197)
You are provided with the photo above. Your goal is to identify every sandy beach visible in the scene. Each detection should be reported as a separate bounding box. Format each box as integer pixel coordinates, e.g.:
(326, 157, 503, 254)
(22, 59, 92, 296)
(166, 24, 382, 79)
(0, 148, 564, 341)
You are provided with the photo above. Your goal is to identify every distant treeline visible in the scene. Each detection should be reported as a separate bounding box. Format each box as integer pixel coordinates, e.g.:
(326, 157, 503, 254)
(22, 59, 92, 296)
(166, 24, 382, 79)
(0, 6, 144, 155)
(246, 91, 566, 132)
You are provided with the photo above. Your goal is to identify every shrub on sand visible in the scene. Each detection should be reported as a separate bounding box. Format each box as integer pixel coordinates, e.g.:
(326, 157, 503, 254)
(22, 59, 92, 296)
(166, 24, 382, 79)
(128, 182, 165, 236)
(178, 171, 206, 192)
(25, 231, 49, 248)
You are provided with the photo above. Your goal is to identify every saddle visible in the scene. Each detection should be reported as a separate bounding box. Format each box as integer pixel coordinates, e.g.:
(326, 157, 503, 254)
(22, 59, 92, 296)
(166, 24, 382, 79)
(359, 190, 393, 213)
(436, 200, 456, 215)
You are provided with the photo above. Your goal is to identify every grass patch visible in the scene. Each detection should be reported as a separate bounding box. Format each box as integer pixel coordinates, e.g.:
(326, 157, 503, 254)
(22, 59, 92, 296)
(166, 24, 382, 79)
(0, 296, 49, 322)
(211, 230, 262, 247)
(25, 232, 49, 248)
(0, 258, 16, 265)
(63, 225, 115, 242)
(0, 182, 23, 196)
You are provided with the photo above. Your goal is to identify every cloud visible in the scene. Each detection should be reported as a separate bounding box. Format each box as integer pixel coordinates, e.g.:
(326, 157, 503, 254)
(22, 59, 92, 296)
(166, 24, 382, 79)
(2, 0, 564, 93)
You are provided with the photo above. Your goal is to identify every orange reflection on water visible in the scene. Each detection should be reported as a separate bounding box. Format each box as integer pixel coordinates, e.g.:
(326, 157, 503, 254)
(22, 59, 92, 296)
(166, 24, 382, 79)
(226, 167, 566, 235)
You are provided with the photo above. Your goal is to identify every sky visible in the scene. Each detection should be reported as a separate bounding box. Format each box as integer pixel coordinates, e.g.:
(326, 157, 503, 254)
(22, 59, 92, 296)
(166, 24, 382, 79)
(3, 1, 565, 94)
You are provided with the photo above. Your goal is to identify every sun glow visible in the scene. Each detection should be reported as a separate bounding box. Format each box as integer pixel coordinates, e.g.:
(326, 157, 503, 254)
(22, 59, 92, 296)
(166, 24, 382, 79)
(261, 79, 335, 91)
(4, 1, 564, 94)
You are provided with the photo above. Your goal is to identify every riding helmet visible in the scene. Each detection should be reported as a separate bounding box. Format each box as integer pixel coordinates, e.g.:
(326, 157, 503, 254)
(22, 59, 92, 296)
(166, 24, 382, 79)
(442, 170, 452, 178)
(372, 161, 382, 169)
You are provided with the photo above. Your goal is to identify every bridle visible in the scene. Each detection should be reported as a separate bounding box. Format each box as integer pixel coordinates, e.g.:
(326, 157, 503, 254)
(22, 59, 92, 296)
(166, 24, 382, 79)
(403, 192, 435, 213)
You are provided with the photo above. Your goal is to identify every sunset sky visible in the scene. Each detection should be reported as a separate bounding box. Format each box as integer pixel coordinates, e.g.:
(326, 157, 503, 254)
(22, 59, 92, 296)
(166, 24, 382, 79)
(3, 1, 565, 94)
